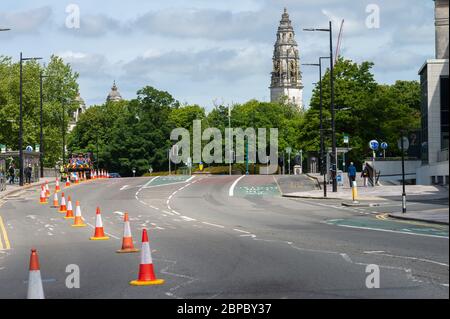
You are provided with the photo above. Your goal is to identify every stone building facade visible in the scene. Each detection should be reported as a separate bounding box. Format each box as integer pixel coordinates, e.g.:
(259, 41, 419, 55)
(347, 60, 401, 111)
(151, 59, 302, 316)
(269, 8, 303, 109)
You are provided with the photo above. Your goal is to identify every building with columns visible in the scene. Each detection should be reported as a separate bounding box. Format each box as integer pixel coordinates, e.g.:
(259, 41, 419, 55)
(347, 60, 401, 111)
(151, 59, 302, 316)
(416, 0, 449, 185)
(269, 8, 303, 109)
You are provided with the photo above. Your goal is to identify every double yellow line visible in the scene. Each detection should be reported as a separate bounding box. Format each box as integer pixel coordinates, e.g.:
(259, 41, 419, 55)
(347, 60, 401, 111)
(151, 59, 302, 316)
(0, 215, 11, 250)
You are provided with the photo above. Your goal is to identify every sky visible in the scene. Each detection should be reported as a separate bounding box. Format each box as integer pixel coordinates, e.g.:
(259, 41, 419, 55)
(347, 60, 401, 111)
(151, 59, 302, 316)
(0, 0, 435, 111)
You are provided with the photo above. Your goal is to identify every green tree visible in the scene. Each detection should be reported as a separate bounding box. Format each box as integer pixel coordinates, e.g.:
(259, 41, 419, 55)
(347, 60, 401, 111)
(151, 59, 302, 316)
(0, 54, 79, 166)
(300, 57, 421, 167)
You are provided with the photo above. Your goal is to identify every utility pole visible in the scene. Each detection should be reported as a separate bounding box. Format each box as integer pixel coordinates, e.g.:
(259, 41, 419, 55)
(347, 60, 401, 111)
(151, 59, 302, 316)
(329, 21, 337, 192)
(39, 72, 46, 178)
(303, 21, 336, 192)
(19, 52, 42, 186)
(228, 105, 232, 175)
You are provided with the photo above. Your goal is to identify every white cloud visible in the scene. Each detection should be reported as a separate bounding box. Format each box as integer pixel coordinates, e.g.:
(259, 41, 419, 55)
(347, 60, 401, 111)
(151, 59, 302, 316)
(0, 6, 52, 35)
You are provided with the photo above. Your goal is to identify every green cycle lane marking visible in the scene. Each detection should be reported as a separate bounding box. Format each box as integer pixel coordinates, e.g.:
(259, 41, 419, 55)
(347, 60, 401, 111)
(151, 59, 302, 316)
(325, 217, 449, 238)
(144, 175, 193, 188)
(235, 184, 281, 197)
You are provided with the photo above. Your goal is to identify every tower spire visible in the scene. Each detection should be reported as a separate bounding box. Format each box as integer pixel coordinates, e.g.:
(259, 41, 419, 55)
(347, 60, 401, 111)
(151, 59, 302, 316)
(270, 8, 303, 108)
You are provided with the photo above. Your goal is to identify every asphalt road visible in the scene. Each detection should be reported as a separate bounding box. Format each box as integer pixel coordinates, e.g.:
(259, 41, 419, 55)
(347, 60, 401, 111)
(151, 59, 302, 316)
(0, 175, 448, 298)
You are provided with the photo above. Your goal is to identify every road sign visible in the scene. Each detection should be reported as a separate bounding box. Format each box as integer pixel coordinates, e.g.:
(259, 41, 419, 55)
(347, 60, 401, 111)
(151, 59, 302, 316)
(369, 140, 379, 151)
(380, 142, 388, 150)
(35, 144, 40, 153)
(397, 137, 409, 151)
(25, 145, 33, 152)
(0, 144, 5, 153)
(343, 135, 349, 144)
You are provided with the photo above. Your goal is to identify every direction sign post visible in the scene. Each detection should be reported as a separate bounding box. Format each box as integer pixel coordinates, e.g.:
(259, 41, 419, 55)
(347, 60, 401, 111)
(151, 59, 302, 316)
(398, 136, 408, 214)
(381, 142, 388, 159)
(369, 140, 379, 186)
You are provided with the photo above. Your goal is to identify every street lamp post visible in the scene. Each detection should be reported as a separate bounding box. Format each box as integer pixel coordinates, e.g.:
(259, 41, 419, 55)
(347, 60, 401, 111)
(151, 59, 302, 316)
(302, 56, 330, 197)
(19, 52, 42, 186)
(228, 105, 232, 175)
(304, 21, 337, 192)
(38, 72, 52, 178)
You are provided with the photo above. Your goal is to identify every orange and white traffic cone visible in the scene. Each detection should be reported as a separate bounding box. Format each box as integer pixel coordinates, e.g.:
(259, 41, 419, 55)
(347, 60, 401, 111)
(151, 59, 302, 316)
(51, 192, 59, 208)
(129, 229, 164, 286)
(27, 249, 45, 299)
(39, 186, 47, 204)
(65, 176, 71, 187)
(45, 181, 50, 198)
(55, 178, 61, 193)
(117, 213, 139, 253)
(90, 207, 110, 240)
(72, 201, 87, 227)
(64, 196, 74, 219)
(58, 192, 67, 213)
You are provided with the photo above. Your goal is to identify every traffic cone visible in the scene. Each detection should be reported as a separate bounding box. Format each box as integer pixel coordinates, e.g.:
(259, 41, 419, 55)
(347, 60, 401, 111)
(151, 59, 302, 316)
(45, 181, 50, 198)
(51, 192, 59, 208)
(55, 178, 61, 193)
(65, 176, 71, 187)
(64, 196, 74, 219)
(58, 192, 67, 213)
(117, 213, 139, 253)
(129, 229, 164, 286)
(27, 249, 45, 299)
(39, 186, 47, 204)
(72, 201, 87, 227)
(75, 173, 79, 184)
(90, 207, 110, 240)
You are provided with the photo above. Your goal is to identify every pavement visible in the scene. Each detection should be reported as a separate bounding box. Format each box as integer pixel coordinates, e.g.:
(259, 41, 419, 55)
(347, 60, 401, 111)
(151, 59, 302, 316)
(0, 178, 56, 200)
(283, 183, 449, 225)
(0, 175, 448, 298)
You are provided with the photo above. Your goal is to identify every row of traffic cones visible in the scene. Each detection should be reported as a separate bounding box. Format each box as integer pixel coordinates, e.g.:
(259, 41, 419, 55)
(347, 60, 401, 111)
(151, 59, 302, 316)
(31, 178, 163, 297)
(27, 226, 162, 298)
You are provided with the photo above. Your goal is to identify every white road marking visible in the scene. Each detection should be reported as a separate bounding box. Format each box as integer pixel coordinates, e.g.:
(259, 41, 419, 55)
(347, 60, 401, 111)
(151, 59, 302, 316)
(229, 175, 245, 197)
(181, 216, 196, 222)
(335, 224, 449, 239)
(112, 211, 124, 216)
(202, 222, 225, 229)
(120, 185, 129, 191)
(233, 228, 250, 234)
(364, 251, 449, 267)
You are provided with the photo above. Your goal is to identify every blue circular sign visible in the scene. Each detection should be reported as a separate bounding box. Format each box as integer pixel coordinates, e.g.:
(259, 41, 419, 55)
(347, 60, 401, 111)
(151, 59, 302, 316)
(25, 145, 33, 152)
(381, 142, 388, 150)
(369, 140, 379, 151)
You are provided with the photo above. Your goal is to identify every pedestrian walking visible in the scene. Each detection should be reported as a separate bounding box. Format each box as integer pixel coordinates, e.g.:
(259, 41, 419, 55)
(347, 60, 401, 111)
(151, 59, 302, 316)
(347, 162, 356, 187)
(25, 163, 32, 184)
(361, 163, 370, 187)
(8, 163, 15, 184)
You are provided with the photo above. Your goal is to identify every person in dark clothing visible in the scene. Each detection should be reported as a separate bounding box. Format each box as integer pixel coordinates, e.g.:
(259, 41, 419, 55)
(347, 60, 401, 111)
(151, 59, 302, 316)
(361, 163, 370, 187)
(347, 162, 357, 187)
(8, 164, 15, 184)
(25, 163, 32, 184)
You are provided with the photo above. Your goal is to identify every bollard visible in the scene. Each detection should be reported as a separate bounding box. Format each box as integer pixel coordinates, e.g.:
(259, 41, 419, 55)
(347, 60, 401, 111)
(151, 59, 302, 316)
(351, 180, 359, 203)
